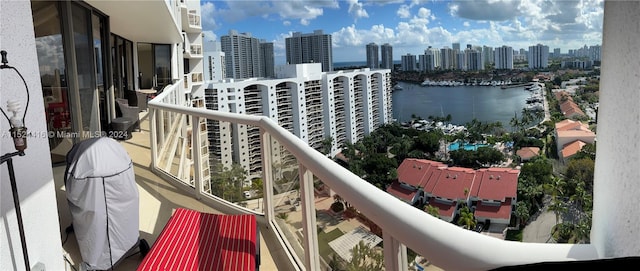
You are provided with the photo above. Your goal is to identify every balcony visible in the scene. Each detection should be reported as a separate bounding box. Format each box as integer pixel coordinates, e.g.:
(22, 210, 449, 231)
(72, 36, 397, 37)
(55, 113, 284, 270)
(182, 39, 203, 59)
(77, 78, 604, 271)
(181, 9, 201, 33)
(190, 72, 203, 85)
(189, 44, 203, 58)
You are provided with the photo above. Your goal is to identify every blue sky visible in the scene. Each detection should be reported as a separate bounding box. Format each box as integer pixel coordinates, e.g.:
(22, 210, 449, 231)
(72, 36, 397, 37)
(200, 0, 604, 64)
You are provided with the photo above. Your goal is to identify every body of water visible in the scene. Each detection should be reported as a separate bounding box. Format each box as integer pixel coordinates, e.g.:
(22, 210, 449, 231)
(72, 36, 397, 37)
(392, 81, 532, 131)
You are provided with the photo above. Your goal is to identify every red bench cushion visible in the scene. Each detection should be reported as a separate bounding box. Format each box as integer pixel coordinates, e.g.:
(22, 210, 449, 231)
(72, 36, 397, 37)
(137, 208, 257, 271)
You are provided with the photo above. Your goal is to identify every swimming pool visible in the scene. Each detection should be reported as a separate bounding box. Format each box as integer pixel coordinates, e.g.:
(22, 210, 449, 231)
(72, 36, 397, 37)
(448, 142, 490, 151)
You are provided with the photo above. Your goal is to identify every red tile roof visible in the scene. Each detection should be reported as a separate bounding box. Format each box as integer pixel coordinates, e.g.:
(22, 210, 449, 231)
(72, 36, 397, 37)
(474, 198, 513, 220)
(386, 181, 419, 203)
(559, 100, 585, 118)
(554, 91, 573, 101)
(555, 119, 584, 131)
(427, 199, 457, 217)
(561, 140, 588, 159)
(430, 167, 476, 201)
(516, 147, 540, 160)
(472, 168, 519, 201)
(396, 158, 446, 188)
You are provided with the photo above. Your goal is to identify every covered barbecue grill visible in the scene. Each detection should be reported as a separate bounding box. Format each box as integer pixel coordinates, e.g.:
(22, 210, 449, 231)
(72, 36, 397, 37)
(64, 137, 147, 270)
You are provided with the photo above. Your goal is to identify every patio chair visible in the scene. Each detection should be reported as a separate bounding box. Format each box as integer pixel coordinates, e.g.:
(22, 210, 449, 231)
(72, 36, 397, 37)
(135, 91, 148, 111)
(115, 98, 140, 132)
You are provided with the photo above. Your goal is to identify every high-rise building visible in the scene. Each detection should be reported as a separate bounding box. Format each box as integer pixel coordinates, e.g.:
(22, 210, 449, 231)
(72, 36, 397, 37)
(401, 54, 416, 71)
(366, 43, 379, 69)
(589, 45, 602, 61)
(528, 44, 549, 69)
(381, 43, 394, 69)
(205, 63, 393, 177)
(456, 51, 467, 70)
(260, 41, 275, 78)
(452, 42, 461, 51)
(495, 45, 514, 70)
(428, 47, 441, 69)
(221, 30, 262, 79)
(285, 30, 333, 72)
(554, 48, 561, 58)
(483, 46, 494, 66)
(440, 47, 455, 70)
(419, 47, 439, 72)
(204, 42, 226, 82)
(465, 49, 483, 71)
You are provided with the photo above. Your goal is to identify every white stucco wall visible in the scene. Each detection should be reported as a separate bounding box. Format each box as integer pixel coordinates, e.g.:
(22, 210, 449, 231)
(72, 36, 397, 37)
(0, 1, 65, 270)
(591, 0, 640, 258)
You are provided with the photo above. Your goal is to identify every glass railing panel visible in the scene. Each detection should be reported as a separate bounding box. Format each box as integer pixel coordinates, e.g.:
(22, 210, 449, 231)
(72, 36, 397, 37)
(319, 191, 387, 270)
(154, 109, 193, 186)
(265, 132, 306, 265)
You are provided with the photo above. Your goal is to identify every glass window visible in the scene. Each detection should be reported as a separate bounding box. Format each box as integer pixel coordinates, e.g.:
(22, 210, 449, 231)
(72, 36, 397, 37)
(32, 1, 69, 164)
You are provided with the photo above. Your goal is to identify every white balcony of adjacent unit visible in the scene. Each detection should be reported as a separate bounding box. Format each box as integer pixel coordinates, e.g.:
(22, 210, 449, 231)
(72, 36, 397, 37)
(189, 44, 203, 58)
(190, 72, 203, 85)
(181, 9, 201, 33)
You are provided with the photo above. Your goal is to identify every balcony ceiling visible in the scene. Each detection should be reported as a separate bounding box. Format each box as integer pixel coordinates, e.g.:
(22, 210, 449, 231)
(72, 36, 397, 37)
(87, 0, 182, 44)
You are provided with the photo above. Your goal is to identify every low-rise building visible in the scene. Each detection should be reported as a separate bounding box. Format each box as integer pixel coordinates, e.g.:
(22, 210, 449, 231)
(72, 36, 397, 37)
(555, 119, 596, 162)
(387, 159, 520, 229)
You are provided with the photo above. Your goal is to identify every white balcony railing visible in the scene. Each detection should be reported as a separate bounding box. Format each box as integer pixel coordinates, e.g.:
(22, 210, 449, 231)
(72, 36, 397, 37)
(148, 79, 600, 271)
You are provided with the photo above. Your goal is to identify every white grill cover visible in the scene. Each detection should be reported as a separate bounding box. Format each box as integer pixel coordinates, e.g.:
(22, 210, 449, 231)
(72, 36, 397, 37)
(65, 137, 139, 270)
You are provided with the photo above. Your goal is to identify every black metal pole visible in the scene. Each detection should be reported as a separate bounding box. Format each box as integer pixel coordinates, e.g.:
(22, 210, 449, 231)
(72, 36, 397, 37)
(2, 152, 30, 269)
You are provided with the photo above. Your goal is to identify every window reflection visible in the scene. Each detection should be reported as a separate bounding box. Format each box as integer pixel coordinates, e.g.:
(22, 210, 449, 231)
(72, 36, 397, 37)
(32, 1, 69, 164)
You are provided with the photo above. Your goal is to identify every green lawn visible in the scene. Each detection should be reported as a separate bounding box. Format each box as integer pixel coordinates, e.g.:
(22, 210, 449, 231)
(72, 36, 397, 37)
(318, 228, 344, 259)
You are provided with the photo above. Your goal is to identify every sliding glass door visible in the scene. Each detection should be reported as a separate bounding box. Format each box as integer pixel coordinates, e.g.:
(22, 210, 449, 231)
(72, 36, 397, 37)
(138, 43, 172, 92)
(31, 1, 109, 164)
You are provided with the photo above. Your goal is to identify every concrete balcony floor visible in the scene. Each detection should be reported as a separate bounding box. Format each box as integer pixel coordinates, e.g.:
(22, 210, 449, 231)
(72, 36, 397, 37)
(54, 112, 282, 271)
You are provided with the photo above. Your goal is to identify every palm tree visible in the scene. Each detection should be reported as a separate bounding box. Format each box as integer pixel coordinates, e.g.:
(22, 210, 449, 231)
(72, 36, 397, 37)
(515, 201, 531, 226)
(510, 112, 520, 133)
(346, 241, 384, 271)
(457, 206, 476, 230)
(425, 205, 440, 218)
(321, 136, 333, 156)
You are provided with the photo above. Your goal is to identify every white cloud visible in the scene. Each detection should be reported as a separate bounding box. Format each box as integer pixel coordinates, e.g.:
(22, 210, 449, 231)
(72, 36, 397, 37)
(206, 0, 603, 61)
(449, 0, 520, 21)
(202, 30, 217, 44)
(346, 0, 369, 20)
(397, 4, 410, 18)
(210, 0, 338, 25)
(417, 7, 431, 19)
(200, 1, 218, 30)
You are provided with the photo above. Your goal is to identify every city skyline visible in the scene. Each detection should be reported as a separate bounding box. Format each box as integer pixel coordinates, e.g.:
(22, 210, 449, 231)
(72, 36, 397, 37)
(201, 0, 604, 63)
